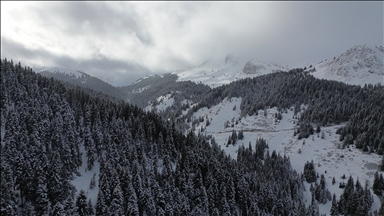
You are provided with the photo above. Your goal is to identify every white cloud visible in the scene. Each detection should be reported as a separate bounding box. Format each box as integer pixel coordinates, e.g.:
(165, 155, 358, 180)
(1, 1, 383, 85)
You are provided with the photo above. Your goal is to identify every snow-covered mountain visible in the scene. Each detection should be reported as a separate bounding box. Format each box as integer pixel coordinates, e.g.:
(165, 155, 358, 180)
(39, 66, 86, 79)
(171, 55, 288, 88)
(310, 43, 384, 86)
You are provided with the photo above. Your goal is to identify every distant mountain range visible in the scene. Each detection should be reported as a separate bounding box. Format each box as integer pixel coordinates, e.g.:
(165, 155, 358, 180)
(38, 43, 384, 107)
(39, 66, 128, 101)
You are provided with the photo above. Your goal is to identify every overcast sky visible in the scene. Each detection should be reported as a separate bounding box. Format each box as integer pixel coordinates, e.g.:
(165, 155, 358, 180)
(1, 1, 383, 86)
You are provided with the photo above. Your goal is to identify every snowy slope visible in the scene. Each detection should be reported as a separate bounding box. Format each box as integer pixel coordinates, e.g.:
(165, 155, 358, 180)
(144, 93, 175, 112)
(310, 44, 384, 86)
(172, 55, 288, 88)
(186, 97, 383, 214)
(39, 66, 86, 79)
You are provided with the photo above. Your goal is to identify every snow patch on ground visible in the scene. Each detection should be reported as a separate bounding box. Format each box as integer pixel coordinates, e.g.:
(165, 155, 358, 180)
(71, 144, 100, 206)
(131, 85, 151, 94)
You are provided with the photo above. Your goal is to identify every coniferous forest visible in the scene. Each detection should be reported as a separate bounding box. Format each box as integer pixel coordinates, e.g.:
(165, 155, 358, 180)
(1, 59, 384, 215)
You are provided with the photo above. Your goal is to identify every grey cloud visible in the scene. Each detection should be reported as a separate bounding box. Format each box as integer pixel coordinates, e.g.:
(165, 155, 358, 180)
(1, 1, 383, 86)
(234, 1, 383, 68)
(1, 37, 152, 86)
(31, 2, 152, 46)
(2, 37, 56, 66)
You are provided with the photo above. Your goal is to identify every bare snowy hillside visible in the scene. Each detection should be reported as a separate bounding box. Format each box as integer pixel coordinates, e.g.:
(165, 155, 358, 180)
(172, 55, 288, 88)
(310, 43, 384, 86)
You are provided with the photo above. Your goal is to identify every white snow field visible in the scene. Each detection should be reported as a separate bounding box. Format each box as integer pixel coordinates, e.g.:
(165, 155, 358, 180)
(187, 97, 383, 214)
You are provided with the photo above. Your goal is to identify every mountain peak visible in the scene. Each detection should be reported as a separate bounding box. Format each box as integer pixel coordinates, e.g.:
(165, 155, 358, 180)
(311, 43, 384, 86)
(224, 55, 238, 65)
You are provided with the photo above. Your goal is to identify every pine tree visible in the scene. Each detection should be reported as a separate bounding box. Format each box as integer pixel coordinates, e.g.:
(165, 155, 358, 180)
(64, 196, 76, 216)
(330, 193, 338, 216)
(51, 201, 64, 216)
(87, 199, 94, 216)
(379, 198, 384, 216)
(304, 160, 317, 183)
(0, 160, 17, 216)
(238, 129, 244, 140)
(307, 196, 320, 216)
(89, 173, 96, 190)
(76, 190, 88, 216)
(108, 184, 124, 215)
(35, 174, 50, 216)
(381, 156, 384, 171)
(21, 201, 36, 216)
(95, 190, 107, 215)
(297, 201, 307, 216)
(125, 182, 139, 216)
(373, 171, 382, 196)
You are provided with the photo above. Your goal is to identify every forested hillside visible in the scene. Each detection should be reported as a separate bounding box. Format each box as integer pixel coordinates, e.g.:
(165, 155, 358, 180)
(119, 73, 211, 109)
(1, 59, 308, 215)
(184, 69, 384, 154)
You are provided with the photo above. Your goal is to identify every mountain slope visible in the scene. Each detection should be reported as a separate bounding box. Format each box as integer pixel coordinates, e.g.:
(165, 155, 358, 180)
(119, 73, 211, 111)
(1, 58, 309, 216)
(186, 97, 383, 214)
(39, 66, 128, 101)
(310, 43, 384, 86)
(180, 70, 384, 214)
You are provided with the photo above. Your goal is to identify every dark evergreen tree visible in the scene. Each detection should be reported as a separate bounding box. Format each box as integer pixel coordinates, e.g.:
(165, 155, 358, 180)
(381, 156, 384, 171)
(76, 190, 88, 216)
(238, 129, 244, 140)
(34, 173, 49, 216)
(89, 173, 96, 190)
(304, 160, 317, 183)
(87, 199, 94, 216)
(373, 171, 384, 196)
(330, 193, 338, 216)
